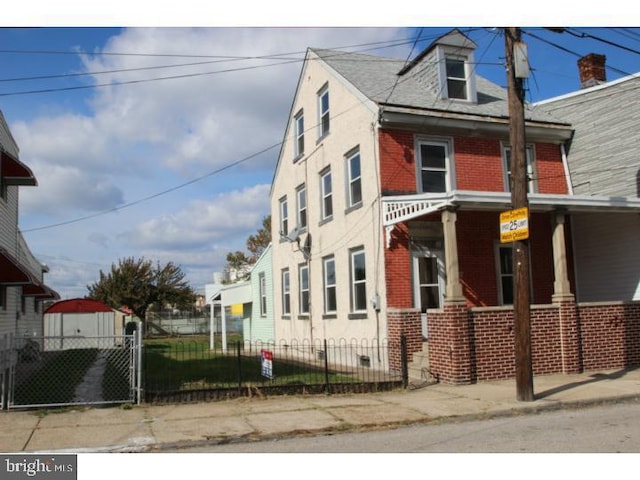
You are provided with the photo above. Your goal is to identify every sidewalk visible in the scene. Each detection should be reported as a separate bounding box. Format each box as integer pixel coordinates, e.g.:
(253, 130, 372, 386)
(2, 367, 640, 453)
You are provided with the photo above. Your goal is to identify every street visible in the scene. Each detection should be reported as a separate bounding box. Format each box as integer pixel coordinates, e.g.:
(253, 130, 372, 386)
(173, 400, 640, 453)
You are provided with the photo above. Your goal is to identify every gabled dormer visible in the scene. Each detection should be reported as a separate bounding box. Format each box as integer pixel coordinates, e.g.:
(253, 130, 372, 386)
(399, 29, 478, 103)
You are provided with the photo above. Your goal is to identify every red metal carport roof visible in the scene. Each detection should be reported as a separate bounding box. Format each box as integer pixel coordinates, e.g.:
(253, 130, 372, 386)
(44, 298, 113, 314)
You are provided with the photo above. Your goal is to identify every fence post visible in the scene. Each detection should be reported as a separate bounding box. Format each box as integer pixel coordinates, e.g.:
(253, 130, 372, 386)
(400, 335, 408, 388)
(323, 339, 330, 393)
(136, 329, 143, 405)
(236, 341, 243, 393)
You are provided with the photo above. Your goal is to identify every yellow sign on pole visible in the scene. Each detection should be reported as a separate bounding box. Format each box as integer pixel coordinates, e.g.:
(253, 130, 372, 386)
(500, 207, 529, 243)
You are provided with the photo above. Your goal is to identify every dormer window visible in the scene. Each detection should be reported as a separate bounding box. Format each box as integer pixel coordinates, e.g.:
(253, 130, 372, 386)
(438, 46, 477, 103)
(445, 56, 468, 100)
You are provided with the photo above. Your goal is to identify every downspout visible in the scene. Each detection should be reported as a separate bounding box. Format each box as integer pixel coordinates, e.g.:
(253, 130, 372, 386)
(560, 142, 574, 195)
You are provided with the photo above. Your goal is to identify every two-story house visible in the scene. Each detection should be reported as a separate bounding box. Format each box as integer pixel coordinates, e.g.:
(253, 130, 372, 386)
(271, 30, 640, 384)
(1, 110, 59, 339)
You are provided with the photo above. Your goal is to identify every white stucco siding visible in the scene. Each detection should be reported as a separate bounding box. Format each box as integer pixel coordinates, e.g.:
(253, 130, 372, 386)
(271, 52, 387, 344)
(572, 212, 640, 302)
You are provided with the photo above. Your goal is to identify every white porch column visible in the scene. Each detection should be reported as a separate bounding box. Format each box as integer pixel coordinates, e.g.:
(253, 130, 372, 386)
(441, 208, 465, 303)
(552, 210, 574, 301)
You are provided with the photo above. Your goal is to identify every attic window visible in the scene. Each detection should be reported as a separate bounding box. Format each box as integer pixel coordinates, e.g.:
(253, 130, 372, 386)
(445, 57, 467, 100)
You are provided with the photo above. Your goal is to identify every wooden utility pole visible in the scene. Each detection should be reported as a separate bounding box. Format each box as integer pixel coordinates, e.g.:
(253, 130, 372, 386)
(505, 27, 534, 402)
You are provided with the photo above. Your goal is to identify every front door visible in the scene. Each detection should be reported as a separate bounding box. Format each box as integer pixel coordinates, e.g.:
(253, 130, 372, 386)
(412, 248, 445, 340)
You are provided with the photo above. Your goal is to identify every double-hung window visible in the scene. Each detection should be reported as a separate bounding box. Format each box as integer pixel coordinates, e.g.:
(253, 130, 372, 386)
(417, 139, 452, 193)
(445, 56, 468, 100)
(350, 248, 367, 313)
(259, 273, 267, 317)
(320, 168, 333, 221)
(323, 256, 337, 314)
(299, 264, 310, 314)
(318, 84, 330, 139)
(294, 110, 304, 159)
(279, 196, 289, 237)
(281, 269, 291, 316)
(346, 149, 362, 209)
(503, 145, 536, 193)
(296, 184, 307, 229)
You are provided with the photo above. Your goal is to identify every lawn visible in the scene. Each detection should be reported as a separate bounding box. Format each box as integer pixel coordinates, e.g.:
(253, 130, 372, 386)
(143, 335, 359, 392)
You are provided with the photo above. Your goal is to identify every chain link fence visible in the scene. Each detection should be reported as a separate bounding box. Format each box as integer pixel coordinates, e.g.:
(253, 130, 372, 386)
(3, 333, 141, 409)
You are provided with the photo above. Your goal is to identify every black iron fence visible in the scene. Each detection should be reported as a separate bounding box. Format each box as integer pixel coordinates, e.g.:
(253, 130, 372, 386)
(144, 336, 408, 403)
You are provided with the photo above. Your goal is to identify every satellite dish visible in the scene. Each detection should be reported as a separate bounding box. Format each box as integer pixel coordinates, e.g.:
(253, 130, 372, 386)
(302, 233, 312, 260)
(282, 224, 301, 243)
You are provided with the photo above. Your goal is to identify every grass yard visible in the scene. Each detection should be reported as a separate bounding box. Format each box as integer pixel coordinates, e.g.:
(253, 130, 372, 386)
(143, 335, 359, 392)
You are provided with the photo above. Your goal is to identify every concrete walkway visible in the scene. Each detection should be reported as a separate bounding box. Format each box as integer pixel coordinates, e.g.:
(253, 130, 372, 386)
(1, 367, 640, 453)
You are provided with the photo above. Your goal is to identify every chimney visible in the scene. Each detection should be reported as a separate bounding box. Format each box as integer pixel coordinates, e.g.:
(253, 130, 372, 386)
(578, 53, 606, 88)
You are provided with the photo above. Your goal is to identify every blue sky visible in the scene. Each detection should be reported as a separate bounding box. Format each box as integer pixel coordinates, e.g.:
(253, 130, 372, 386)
(3, 5, 640, 299)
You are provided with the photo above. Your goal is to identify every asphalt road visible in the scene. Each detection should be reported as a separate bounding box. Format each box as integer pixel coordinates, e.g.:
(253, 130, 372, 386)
(173, 400, 640, 453)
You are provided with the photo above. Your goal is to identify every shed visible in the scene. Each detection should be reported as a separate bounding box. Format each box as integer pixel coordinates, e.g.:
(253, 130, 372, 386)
(43, 298, 119, 350)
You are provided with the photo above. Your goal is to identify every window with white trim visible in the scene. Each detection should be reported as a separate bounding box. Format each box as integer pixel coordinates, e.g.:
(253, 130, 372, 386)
(445, 56, 468, 100)
(294, 110, 304, 159)
(346, 149, 362, 208)
(281, 269, 291, 316)
(279, 196, 289, 237)
(318, 84, 330, 139)
(323, 256, 337, 314)
(320, 168, 333, 221)
(296, 184, 307, 229)
(259, 272, 267, 317)
(350, 248, 367, 312)
(503, 145, 536, 193)
(299, 264, 309, 314)
(417, 139, 452, 193)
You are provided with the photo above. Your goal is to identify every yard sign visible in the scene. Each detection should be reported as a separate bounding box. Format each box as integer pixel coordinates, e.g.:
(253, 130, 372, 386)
(500, 207, 529, 243)
(261, 349, 274, 379)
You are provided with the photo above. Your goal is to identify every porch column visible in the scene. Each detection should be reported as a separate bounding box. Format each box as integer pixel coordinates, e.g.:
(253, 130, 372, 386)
(551, 210, 574, 301)
(441, 208, 465, 303)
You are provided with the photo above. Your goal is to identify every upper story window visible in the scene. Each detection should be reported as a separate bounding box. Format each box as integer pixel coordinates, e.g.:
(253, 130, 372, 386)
(417, 139, 453, 193)
(317, 84, 330, 139)
(296, 184, 307, 229)
(503, 145, 536, 193)
(279, 196, 289, 237)
(438, 47, 477, 103)
(294, 110, 304, 159)
(346, 148, 362, 209)
(320, 168, 333, 221)
(445, 57, 468, 100)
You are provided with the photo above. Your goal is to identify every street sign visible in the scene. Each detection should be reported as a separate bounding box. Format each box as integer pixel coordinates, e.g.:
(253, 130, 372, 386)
(500, 207, 529, 243)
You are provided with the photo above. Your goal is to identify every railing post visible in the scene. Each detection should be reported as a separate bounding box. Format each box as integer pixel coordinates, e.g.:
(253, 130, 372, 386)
(236, 341, 243, 393)
(401, 335, 408, 388)
(323, 339, 330, 393)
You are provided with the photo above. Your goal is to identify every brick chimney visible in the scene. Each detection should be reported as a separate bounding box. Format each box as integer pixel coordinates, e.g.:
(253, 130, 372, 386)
(578, 53, 606, 88)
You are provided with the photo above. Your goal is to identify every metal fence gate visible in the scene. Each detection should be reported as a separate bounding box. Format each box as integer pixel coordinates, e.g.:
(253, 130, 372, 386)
(1, 331, 142, 410)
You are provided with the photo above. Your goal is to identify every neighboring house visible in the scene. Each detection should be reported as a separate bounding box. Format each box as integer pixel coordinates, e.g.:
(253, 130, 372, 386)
(0, 110, 59, 339)
(536, 54, 640, 304)
(270, 29, 640, 384)
(43, 298, 119, 350)
(247, 244, 274, 345)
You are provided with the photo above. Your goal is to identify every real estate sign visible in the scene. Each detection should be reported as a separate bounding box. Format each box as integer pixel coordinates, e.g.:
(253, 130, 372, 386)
(261, 349, 274, 379)
(500, 207, 529, 243)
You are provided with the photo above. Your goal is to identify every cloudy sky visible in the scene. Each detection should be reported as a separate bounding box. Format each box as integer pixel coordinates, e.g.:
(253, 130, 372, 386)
(3, 4, 640, 299)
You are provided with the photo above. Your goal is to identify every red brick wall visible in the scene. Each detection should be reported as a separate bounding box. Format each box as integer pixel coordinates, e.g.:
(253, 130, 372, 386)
(578, 302, 640, 370)
(387, 308, 422, 372)
(378, 130, 567, 195)
(423, 301, 640, 384)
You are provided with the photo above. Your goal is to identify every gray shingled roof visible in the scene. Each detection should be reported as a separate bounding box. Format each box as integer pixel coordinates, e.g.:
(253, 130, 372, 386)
(310, 47, 565, 125)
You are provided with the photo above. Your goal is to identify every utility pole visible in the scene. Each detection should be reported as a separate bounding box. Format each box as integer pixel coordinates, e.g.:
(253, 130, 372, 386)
(505, 27, 534, 402)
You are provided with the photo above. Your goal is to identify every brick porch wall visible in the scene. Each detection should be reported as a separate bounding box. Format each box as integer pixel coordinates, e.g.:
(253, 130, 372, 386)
(387, 308, 422, 373)
(423, 301, 640, 384)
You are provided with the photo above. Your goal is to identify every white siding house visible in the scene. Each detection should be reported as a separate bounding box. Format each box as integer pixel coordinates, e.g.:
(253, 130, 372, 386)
(247, 244, 274, 345)
(0, 110, 58, 339)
